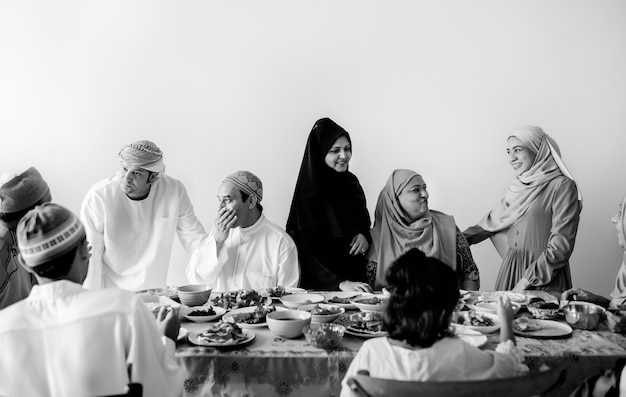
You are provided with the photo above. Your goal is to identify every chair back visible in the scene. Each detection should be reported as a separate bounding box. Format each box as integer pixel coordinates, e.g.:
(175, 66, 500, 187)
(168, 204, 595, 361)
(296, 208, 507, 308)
(347, 365, 567, 397)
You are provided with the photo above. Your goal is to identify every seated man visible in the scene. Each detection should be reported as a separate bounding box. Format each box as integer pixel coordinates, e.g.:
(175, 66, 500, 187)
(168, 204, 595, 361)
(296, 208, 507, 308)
(80, 140, 207, 290)
(0, 203, 183, 397)
(0, 167, 51, 309)
(186, 170, 299, 291)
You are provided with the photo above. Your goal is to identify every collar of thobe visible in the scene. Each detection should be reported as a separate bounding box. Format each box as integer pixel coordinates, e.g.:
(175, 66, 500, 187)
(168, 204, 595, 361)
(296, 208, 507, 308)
(239, 213, 265, 235)
(28, 280, 83, 301)
(0, 223, 12, 246)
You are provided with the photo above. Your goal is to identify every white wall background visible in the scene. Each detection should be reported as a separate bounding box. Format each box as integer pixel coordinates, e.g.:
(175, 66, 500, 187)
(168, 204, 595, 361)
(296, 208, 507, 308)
(2, 1, 625, 295)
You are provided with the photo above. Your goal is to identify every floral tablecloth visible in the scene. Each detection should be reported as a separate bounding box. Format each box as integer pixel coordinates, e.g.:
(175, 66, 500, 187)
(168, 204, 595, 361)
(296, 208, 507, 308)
(175, 291, 626, 397)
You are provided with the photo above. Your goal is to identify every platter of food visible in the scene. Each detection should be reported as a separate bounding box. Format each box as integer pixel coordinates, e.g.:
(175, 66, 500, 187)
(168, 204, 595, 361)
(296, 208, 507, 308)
(188, 322, 255, 347)
(180, 306, 226, 323)
(319, 291, 374, 309)
(222, 305, 286, 328)
(262, 286, 306, 301)
(454, 311, 500, 334)
(140, 295, 181, 317)
(350, 295, 389, 313)
(512, 317, 572, 339)
(335, 311, 387, 338)
(210, 289, 271, 310)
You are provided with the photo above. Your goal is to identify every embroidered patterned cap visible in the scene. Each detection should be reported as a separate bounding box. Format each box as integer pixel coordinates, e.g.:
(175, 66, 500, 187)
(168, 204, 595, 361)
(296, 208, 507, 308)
(118, 140, 165, 173)
(17, 203, 85, 267)
(223, 171, 263, 202)
(0, 167, 50, 213)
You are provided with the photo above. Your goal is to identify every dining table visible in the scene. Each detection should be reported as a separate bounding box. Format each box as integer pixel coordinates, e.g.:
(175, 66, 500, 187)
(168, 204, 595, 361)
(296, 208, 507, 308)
(173, 290, 626, 397)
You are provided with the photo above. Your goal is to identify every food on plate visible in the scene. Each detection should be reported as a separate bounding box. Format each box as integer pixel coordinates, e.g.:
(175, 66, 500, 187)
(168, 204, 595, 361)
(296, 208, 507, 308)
(264, 286, 288, 298)
(198, 321, 244, 344)
(188, 307, 217, 316)
(229, 306, 277, 324)
(346, 312, 385, 334)
(456, 311, 495, 327)
(301, 304, 342, 316)
(144, 301, 173, 315)
(328, 296, 351, 304)
(513, 317, 543, 332)
(210, 289, 268, 310)
(355, 297, 383, 305)
(529, 301, 559, 310)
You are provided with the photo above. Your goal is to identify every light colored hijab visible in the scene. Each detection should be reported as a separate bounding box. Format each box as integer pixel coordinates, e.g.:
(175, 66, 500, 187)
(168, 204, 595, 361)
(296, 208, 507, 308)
(369, 169, 457, 287)
(477, 125, 582, 232)
(610, 195, 626, 303)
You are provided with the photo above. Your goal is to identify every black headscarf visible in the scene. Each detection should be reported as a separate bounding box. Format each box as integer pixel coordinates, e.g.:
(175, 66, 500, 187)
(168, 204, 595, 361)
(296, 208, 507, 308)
(286, 118, 370, 240)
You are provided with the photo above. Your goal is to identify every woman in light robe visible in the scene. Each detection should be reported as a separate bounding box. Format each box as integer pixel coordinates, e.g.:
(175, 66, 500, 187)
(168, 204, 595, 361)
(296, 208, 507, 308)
(464, 125, 582, 292)
(366, 169, 480, 291)
(286, 118, 372, 292)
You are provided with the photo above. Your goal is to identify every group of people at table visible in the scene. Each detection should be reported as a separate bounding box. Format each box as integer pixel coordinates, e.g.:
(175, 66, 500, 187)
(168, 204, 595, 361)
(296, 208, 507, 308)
(0, 118, 624, 396)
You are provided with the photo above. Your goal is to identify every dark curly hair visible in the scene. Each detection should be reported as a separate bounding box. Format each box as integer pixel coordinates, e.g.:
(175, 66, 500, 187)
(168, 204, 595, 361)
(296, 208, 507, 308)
(383, 248, 460, 347)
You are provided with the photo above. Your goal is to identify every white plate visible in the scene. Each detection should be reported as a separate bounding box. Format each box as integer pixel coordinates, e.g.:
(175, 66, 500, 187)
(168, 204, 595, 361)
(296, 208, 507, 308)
(452, 325, 488, 347)
(471, 301, 522, 316)
(268, 287, 307, 301)
(181, 306, 226, 323)
(513, 319, 573, 339)
(319, 291, 374, 309)
(480, 291, 528, 304)
(188, 330, 256, 348)
(454, 312, 500, 334)
(350, 295, 389, 313)
(345, 328, 388, 339)
(222, 306, 287, 328)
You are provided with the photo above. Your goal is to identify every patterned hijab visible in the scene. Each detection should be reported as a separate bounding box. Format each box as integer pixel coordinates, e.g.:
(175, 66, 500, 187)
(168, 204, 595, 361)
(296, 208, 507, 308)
(369, 170, 457, 285)
(286, 118, 370, 239)
(477, 125, 582, 232)
(611, 195, 626, 302)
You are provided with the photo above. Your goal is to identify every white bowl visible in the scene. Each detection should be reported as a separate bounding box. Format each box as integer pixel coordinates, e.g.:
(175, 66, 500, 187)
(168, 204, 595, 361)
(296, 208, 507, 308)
(350, 295, 389, 313)
(176, 284, 212, 306)
(297, 303, 345, 323)
(280, 293, 324, 309)
(181, 306, 226, 323)
(266, 310, 311, 338)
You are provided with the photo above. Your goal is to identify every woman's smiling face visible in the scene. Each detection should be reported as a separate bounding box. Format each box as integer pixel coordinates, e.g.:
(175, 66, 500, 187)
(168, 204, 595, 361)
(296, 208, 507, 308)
(324, 135, 352, 172)
(507, 137, 536, 177)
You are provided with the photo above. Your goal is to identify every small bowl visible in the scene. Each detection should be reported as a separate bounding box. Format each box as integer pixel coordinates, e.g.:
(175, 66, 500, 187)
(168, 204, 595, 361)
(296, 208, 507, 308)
(351, 296, 389, 313)
(564, 302, 606, 330)
(528, 302, 560, 320)
(266, 310, 311, 338)
(280, 293, 324, 309)
(180, 306, 225, 323)
(303, 323, 345, 349)
(297, 303, 345, 323)
(176, 284, 212, 306)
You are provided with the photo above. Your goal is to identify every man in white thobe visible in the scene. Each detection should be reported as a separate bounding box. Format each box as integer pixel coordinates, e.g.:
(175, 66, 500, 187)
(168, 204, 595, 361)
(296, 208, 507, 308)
(186, 170, 299, 291)
(80, 140, 207, 290)
(0, 203, 183, 397)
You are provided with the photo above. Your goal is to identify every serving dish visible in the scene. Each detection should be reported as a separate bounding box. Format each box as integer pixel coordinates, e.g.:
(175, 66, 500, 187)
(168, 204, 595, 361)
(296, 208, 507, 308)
(454, 311, 500, 334)
(222, 305, 287, 328)
(280, 293, 324, 309)
(180, 305, 226, 323)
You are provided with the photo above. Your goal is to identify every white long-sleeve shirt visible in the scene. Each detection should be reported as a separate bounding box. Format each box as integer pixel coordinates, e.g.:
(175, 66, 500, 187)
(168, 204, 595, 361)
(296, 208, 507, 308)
(0, 280, 183, 397)
(186, 214, 299, 291)
(80, 172, 207, 290)
(341, 337, 526, 397)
